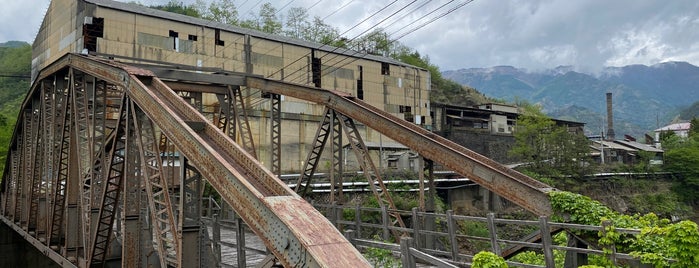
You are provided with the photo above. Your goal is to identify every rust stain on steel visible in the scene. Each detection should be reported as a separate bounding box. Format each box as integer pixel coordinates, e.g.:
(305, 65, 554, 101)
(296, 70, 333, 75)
(123, 72, 369, 266)
(265, 196, 371, 267)
(247, 76, 554, 216)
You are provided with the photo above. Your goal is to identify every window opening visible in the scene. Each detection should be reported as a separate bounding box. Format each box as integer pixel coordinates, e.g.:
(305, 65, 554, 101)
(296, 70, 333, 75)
(381, 62, 390, 75)
(357, 65, 364, 100)
(83, 17, 104, 52)
(215, 29, 225, 46)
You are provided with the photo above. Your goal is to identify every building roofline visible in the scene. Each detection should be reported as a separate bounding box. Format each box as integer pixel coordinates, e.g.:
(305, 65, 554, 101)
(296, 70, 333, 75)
(432, 101, 586, 125)
(83, 0, 424, 70)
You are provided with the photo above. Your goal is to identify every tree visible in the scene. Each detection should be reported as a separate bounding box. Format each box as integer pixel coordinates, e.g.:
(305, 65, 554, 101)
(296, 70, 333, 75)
(509, 103, 591, 176)
(284, 7, 309, 39)
(151, 0, 201, 17)
(201, 0, 238, 25)
(689, 117, 699, 138)
(259, 3, 282, 34)
(303, 16, 342, 46)
(352, 29, 391, 56)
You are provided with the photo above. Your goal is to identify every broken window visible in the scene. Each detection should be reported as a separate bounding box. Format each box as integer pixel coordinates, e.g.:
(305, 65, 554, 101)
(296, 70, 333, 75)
(83, 17, 104, 52)
(312, 56, 322, 88)
(215, 29, 225, 46)
(381, 62, 390, 75)
(357, 65, 364, 100)
(169, 30, 179, 51)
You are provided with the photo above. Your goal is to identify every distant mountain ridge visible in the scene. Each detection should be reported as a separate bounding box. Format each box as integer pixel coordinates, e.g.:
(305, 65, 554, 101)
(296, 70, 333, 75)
(0, 41, 29, 48)
(442, 61, 699, 138)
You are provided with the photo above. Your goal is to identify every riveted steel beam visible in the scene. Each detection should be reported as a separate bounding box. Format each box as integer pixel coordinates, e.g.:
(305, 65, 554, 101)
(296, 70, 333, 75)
(132, 104, 179, 267)
(336, 113, 406, 240)
(296, 108, 333, 196)
(270, 93, 281, 176)
(88, 95, 128, 267)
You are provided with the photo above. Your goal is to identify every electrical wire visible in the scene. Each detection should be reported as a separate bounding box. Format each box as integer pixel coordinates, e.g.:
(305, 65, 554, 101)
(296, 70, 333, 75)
(306, 0, 324, 11)
(391, 0, 474, 41)
(268, 0, 402, 79)
(275, 0, 297, 16)
(387, 0, 456, 38)
(321, 0, 356, 21)
(316, 0, 476, 80)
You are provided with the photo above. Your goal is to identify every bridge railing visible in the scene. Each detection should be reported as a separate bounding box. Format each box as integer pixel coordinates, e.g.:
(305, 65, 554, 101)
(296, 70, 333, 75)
(310, 202, 650, 267)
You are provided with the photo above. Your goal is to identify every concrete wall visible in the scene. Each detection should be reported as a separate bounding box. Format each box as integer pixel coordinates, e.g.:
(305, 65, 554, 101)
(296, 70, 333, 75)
(0, 222, 59, 267)
(445, 130, 517, 164)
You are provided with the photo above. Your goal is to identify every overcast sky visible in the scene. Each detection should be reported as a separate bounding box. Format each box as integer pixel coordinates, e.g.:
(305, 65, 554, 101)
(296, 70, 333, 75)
(3, 0, 699, 72)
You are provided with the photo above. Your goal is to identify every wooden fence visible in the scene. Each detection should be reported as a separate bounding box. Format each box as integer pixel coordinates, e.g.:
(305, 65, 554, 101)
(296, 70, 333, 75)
(200, 197, 653, 267)
(312, 202, 652, 268)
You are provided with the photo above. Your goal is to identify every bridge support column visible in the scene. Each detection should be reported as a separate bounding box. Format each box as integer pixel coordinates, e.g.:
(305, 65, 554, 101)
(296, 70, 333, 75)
(64, 134, 82, 263)
(330, 111, 344, 205)
(179, 157, 203, 267)
(122, 115, 143, 268)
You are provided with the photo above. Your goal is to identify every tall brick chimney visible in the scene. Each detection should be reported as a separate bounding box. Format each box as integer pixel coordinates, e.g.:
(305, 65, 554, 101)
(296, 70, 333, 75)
(606, 92, 615, 140)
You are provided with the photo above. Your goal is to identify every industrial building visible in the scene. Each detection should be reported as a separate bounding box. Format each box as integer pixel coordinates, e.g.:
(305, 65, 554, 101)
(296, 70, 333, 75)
(32, 0, 431, 173)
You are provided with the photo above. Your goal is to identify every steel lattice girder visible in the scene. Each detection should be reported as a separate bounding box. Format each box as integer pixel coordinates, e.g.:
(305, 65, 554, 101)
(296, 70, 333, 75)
(246, 76, 555, 216)
(58, 53, 370, 267)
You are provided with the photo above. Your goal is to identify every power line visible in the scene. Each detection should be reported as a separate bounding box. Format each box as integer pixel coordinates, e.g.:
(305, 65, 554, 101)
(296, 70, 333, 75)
(269, 0, 401, 79)
(378, 0, 434, 32)
(275, 0, 297, 16)
(391, 0, 474, 41)
(306, 0, 323, 11)
(321, 0, 356, 21)
(317, 0, 476, 80)
(318, 0, 420, 63)
(387, 0, 456, 38)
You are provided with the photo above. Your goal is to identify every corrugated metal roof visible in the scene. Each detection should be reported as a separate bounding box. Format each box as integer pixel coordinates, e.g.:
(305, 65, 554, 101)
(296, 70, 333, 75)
(614, 140, 663, 153)
(591, 140, 637, 151)
(654, 122, 691, 132)
(84, 0, 421, 69)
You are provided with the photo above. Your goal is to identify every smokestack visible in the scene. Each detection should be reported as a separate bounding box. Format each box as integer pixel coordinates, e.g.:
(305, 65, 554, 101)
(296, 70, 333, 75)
(606, 92, 615, 140)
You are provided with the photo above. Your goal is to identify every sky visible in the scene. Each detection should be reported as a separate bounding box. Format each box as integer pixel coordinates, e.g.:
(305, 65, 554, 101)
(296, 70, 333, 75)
(3, 0, 699, 72)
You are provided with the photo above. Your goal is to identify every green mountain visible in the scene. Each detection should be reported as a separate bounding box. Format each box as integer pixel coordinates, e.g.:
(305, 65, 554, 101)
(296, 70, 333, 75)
(0, 41, 32, 172)
(443, 62, 699, 138)
(0, 41, 29, 48)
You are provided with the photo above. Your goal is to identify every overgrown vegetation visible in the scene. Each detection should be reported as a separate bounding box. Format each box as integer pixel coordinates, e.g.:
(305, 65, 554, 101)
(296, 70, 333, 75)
(661, 117, 699, 205)
(509, 102, 593, 177)
(549, 191, 699, 267)
(472, 251, 507, 268)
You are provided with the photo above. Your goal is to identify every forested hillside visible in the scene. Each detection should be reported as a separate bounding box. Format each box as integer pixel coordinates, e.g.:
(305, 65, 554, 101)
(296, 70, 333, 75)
(0, 42, 31, 172)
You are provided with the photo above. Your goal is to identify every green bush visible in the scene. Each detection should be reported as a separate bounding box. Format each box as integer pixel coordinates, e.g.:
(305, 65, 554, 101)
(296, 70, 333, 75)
(472, 251, 507, 268)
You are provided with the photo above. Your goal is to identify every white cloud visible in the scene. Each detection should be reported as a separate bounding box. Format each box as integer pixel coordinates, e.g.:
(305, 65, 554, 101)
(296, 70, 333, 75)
(602, 29, 672, 67)
(7, 0, 699, 71)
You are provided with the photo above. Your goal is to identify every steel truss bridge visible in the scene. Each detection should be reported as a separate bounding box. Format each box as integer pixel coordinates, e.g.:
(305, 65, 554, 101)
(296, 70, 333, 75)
(0, 54, 554, 267)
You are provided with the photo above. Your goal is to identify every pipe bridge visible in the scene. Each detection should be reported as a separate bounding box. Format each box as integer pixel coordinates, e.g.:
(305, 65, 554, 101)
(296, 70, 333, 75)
(0, 53, 554, 267)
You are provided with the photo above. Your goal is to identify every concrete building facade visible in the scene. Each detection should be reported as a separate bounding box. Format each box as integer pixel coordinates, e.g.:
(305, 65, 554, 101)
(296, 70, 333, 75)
(33, 0, 431, 173)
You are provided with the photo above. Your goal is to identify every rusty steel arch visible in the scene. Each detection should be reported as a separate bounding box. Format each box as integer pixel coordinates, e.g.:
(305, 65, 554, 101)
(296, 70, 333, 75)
(0, 53, 556, 267)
